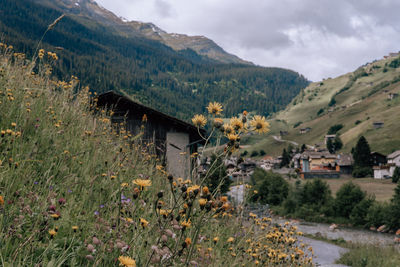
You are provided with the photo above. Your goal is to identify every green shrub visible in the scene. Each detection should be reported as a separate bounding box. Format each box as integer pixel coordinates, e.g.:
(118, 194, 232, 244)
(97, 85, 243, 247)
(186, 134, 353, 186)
(350, 196, 375, 226)
(335, 182, 366, 218)
(327, 124, 343, 134)
(355, 120, 362, 125)
(352, 166, 373, 178)
(250, 169, 289, 205)
(250, 150, 259, 157)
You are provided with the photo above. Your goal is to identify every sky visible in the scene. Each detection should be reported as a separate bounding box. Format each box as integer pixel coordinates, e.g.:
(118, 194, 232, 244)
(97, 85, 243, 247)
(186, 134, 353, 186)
(96, 0, 400, 81)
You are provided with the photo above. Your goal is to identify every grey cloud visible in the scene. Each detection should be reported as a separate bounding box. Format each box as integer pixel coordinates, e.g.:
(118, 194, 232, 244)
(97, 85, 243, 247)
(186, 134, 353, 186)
(96, 0, 400, 80)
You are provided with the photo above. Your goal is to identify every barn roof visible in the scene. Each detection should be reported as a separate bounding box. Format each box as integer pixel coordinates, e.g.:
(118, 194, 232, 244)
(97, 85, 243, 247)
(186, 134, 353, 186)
(96, 91, 206, 139)
(388, 150, 400, 159)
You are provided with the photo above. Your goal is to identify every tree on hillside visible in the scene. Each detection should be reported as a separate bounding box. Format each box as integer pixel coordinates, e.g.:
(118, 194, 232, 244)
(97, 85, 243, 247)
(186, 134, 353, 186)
(280, 148, 291, 167)
(352, 136, 373, 177)
(327, 135, 343, 153)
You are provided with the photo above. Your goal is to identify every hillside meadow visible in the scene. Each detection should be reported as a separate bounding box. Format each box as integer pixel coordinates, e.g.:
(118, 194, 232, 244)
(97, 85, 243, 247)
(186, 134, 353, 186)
(244, 55, 400, 156)
(0, 45, 313, 266)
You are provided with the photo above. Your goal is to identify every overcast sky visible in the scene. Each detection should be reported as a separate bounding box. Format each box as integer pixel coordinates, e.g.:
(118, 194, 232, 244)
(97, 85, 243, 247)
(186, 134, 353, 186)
(96, 0, 400, 81)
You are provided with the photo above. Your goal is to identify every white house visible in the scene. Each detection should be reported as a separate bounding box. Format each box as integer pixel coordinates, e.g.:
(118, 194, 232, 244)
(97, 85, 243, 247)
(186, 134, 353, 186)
(373, 165, 392, 179)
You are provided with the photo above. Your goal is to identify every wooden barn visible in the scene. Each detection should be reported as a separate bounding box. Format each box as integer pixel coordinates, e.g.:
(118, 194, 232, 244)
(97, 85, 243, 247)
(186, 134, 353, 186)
(96, 91, 206, 179)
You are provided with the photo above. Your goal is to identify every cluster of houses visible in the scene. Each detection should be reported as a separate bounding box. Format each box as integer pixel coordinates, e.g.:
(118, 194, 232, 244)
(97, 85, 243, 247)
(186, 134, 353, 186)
(96, 91, 400, 182)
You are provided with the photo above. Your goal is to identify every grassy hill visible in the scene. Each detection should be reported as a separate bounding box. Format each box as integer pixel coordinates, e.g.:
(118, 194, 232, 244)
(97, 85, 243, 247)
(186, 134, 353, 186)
(243, 55, 400, 156)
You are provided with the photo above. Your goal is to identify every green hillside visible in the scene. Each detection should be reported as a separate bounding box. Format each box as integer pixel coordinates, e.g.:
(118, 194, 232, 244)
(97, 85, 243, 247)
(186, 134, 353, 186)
(244, 55, 400, 156)
(0, 0, 308, 121)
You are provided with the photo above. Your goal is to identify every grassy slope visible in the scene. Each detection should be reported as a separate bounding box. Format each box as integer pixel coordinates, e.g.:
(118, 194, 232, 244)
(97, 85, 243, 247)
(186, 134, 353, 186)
(246, 56, 400, 156)
(0, 47, 313, 266)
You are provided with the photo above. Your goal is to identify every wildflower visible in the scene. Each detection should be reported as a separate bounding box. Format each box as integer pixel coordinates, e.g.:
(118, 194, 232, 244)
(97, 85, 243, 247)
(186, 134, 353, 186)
(213, 118, 223, 128)
(198, 198, 207, 208)
(202, 186, 210, 195)
(191, 114, 207, 127)
(48, 229, 57, 238)
(181, 219, 191, 229)
(0, 196, 4, 206)
(111, 175, 117, 180)
(230, 117, 243, 131)
(11, 122, 16, 127)
(50, 213, 60, 220)
(220, 196, 228, 202)
(250, 115, 269, 134)
(121, 183, 129, 188)
(133, 179, 152, 190)
(227, 237, 235, 243)
(118, 256, 136, 267)
(227, 133, 239, 142)
(222, 123, 234, 134)
(213, 237, 219, 243)
(185, 237, 192, 246)
(72, 226, 79, 232)
(140, 218, 149, 228)
(187, 185, 200, 194)
(207, 102, 223, 115)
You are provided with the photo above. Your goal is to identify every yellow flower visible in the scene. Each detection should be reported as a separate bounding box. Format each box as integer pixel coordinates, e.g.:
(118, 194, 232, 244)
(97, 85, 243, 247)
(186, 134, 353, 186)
(133, 179, 152, 189)
(72, 226, 79, 232)
(227, 133, 239, 142)
(213, 118, 223, 128)
(220, 196, 228, 202)
(185, 237, 192, 246)
(222, 123, 234, 134)
(48, 229, 57, 237)
(50, 214, 60, 219)
(207, 102, 223, 115)
(11, 122, 16, 127)
(230, 117, 243, 131)
(181, 218, 191, 229)
(140, 218, 149, 228)
(121, 183, 129, 188)
(198, 198, 207, 207)
(192, 114, 207, 127)
(250, 115, 269, 134)
(187, 185, 200, 193)
(118, 256, 136, 267)
(0, 195, 4, 206)
(202, 186, 210, 195)
(227, 237, 235, 243)
(213, 237, 219, 243)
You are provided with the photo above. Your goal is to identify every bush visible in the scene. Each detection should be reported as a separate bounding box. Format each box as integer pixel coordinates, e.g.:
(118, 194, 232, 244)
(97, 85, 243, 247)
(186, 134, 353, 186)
(251, 168, 289, 205)
(355, 120, 361, 125)
(240, 150, 248, 156)
(366, 202, 391, 228)
(335, 182, 366, 218)
(327, 124, 343, 134)
(350, 196, 375, 226)
(250, 150, 259, 157)
(328, 97, 336, 107)
(259, 149, 266, 156)
(317, 108, 324, 116)
(300, 179, 332, 209)
(352, 166, 373, 178)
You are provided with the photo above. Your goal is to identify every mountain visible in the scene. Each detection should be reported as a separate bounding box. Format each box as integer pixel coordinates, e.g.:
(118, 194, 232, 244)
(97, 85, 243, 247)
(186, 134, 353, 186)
(0, 0, 309, 120)
(244, 54, 400, 155)
(34, 0, 251, 65)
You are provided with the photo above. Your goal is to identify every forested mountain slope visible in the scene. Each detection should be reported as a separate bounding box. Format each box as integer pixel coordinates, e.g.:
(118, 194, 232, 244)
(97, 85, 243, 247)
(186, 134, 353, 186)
(0, 0, 309, 120)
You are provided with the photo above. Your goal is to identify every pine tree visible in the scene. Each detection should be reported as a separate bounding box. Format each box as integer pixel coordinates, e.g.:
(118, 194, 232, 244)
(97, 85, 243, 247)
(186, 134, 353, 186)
(352, 136, 372, 167)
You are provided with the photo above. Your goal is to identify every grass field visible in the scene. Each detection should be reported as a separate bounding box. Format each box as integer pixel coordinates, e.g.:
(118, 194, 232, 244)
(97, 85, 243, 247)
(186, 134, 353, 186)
(291, 177, 397, 202)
